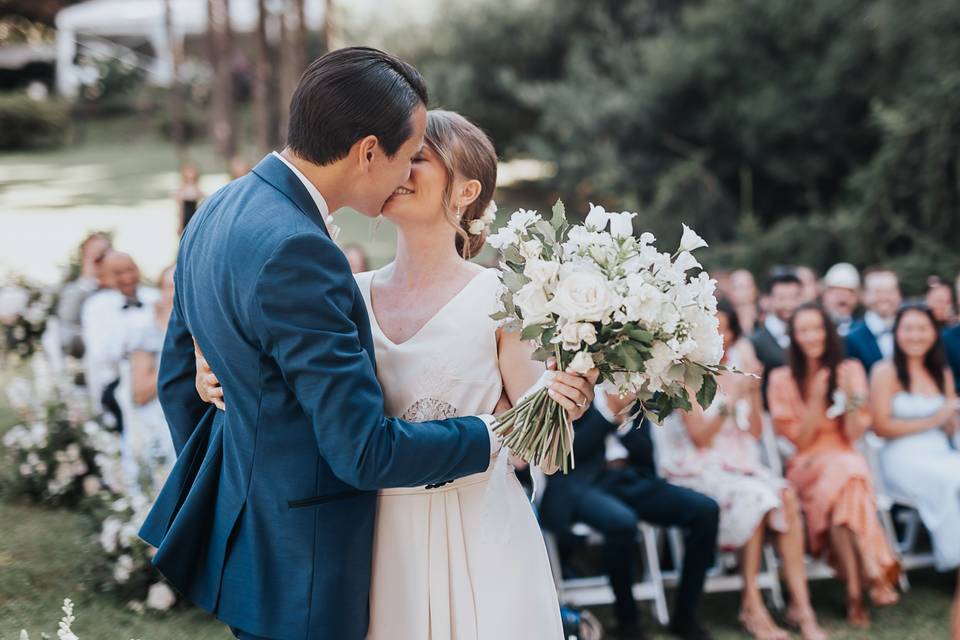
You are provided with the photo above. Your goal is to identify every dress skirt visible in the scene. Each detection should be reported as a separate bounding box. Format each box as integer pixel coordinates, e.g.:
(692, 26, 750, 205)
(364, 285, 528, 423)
(366, 468, 563, 640)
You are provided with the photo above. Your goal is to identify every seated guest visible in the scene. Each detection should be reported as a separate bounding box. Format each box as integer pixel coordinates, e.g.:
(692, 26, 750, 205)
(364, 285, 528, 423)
(657, 300, 826, 640)
(769, 303, 899, 628)
(795, 265, 820, 304)
(729, 269, 760, 334)
(81, 251, 159, 429)
(176, 163, 204, 233)
(124, 265, 176, 494)
(926, 278, 957, 328)
(56, 232, 111, 358)
(751, 272, 803, 402)
(871, 304, 960, 575)
(539, 394, 720, 640)
(846, 267, 901, 372)
(821, 262, 861, 337)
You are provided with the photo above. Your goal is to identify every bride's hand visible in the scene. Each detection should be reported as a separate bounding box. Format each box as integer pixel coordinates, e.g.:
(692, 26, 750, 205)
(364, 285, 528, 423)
(194, 339, 226, 411)
(546, 361, 600, 421)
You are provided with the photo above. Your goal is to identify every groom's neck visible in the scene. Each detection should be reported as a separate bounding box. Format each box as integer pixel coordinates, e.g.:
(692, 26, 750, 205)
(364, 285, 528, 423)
(279, 147, 347, 212)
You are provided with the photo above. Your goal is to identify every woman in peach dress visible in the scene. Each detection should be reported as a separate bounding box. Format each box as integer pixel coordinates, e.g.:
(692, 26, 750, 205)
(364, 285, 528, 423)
(767, 303, 899, 628)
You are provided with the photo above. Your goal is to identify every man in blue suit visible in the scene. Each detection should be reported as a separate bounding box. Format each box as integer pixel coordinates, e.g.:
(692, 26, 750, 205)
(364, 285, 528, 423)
(845, 267, 902, 373)
(139, 48, 593, 640)
(944, 323, 960, 393)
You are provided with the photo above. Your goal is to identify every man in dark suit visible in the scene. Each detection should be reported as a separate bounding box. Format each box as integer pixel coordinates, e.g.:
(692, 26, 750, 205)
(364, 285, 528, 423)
(750, 272, 802, 402)
(944, 323, 960, 393)
(845, 267, 902, 373)
(139, 48, 595, 640)
(540, 394, 719, 640)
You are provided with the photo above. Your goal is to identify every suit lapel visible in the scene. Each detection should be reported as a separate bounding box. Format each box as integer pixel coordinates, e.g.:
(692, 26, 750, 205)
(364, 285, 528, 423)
(251, 154, 331, 239)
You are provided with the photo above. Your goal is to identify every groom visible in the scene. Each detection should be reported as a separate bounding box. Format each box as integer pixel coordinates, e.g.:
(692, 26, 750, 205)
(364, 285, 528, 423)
(140, 47, 592, 640)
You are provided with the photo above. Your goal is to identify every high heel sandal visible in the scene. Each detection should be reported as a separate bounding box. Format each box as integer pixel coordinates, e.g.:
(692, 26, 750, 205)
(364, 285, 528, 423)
(738, 606, 790, 640)
(868, 563, 901, 607)
(846, 595, 870, 629)
(784, 606, 829, 640)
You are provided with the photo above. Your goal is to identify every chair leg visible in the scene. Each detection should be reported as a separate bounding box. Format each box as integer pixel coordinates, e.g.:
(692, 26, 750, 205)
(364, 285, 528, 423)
(640, 523, 670, 626)
(762, 544, 785, 610)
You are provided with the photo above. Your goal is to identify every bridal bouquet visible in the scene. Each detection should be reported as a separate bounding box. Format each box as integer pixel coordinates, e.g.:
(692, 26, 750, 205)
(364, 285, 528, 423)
(488, 201, 725, 473)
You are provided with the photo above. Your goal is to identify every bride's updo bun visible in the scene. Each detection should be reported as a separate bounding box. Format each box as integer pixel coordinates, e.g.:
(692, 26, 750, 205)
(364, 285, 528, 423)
(424, 110, 497, 259)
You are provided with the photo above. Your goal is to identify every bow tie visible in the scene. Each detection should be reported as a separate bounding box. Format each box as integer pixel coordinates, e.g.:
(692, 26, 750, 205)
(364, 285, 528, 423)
(122, 299, 143, 310)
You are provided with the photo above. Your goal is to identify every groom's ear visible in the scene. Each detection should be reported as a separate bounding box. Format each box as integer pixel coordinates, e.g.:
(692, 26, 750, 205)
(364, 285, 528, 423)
(355, 135, 380, 171)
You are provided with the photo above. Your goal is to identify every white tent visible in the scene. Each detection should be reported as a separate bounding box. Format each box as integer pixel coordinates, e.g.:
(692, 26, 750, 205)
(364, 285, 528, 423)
(54, 0, 455, 97)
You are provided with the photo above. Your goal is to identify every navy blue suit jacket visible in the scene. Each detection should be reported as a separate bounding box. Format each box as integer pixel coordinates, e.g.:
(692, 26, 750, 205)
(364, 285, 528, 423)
(944, 325, 960, 393)
(845, 320, 885, 373)
(139, 154, 490, 640)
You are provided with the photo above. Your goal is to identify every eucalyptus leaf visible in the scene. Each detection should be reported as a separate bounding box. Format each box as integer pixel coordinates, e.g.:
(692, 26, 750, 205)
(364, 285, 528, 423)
(551, 199, 567, 228)
(521, 324, 545, 341)
(696, 375, 718, 409)
(502, 270, 527, 292)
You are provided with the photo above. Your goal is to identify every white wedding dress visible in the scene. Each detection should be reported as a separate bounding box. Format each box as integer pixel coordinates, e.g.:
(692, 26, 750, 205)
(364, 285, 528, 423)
(355, 267, 563, 640)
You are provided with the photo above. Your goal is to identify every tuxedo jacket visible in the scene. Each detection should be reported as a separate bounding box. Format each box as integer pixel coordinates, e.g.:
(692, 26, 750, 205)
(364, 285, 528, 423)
(750, 325, 786, 406)
(943, 325, 960, 393)
(139, 154, 490, 640)
(845, 320, 884, 373)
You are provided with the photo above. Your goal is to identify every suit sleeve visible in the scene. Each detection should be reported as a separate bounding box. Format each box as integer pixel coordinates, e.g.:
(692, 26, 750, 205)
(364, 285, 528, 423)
(158, 271, 213, 455)
(250, 232, 490, 490)
(571, 406, 619, 462)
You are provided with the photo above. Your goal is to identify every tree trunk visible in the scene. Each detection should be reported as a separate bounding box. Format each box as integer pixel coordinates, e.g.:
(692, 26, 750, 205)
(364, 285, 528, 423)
(254, 0, 274, 152)
(207, 0, 236, 161)
(163, 0, 186, 156)
(320, 0, 336, 53)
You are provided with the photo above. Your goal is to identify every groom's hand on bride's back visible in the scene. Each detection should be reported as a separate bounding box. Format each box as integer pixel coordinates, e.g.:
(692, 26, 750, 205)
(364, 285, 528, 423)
(193, 339, 225, 411)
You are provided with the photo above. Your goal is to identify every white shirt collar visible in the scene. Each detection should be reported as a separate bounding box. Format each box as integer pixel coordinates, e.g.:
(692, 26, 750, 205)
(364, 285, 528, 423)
(864, 310, 895, 336)
(272, 150, 331, 222)
(764, 314, 791, 349)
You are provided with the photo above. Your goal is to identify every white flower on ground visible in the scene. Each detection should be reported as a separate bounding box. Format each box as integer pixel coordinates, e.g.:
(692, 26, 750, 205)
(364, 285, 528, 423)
(146, 582, 177, 611)
(514, 282, 553, 328)
(548, 267, 614, 323)
(608, 211, 637, 238)
(100, 517, 123, 553)
(679, 223, 708, 252)
(568, 351, 596, 375)
(113, 554, 134, 584)
(584, 203, 611, 231)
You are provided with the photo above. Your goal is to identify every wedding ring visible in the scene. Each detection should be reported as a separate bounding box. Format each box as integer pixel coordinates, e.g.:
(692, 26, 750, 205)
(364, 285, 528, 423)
(577, 400, 587, 408)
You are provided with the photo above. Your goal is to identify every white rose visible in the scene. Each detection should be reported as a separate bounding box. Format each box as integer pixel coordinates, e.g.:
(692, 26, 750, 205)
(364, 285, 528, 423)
(467, 219, 486, 235)
(548, 268, 614, 323)
(578, 323, 598, 345)
(608, 211, 637, 238)
(146, 582, 177, 611)
(523, 258, 560, 284)
(559, 322, 598, 349)
(514, 282, 552, 327)
(584, 203, 611, 231)
(568, 351, 595, 375)
(679, 223, 708, 252)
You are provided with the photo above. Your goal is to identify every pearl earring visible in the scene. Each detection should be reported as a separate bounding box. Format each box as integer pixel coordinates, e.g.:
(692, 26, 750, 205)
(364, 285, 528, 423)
(456, 205, 462, 220)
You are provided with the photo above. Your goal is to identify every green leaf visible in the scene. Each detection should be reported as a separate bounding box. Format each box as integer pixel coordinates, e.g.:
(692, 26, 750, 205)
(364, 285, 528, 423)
(696, 375, 718, 409)
(626, 328, 654, 344)
(521, 324, 545, 341)
(501, 270, 527, 292)
(541, 326, 556, 345)
(534, 220, 556, 244)
(551, 199, 567, 228)
(502, 245, 523, 266)
(531, 346, 553, 362)
(490, 310, 510, 322)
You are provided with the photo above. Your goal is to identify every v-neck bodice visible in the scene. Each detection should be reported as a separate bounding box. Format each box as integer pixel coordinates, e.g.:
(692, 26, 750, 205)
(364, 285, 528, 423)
(354, 268, 505, 421)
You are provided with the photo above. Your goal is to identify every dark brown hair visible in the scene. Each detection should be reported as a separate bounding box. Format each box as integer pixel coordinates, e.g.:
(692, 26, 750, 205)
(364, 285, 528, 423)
(893, 303, 947, 393)
(424, 110, 498, 259)
(786, 302, 844, 404)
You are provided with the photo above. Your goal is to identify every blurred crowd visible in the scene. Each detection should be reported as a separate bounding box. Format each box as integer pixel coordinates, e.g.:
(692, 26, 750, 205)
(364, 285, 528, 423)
(40, 222, 960, 640)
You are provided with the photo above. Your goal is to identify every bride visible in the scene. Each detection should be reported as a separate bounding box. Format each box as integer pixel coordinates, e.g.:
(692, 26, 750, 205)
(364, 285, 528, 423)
(195, 109, 593, 638)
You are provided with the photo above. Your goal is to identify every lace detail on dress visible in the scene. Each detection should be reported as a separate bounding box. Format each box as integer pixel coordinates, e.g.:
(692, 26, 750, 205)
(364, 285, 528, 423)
(401, 397, 459, 422)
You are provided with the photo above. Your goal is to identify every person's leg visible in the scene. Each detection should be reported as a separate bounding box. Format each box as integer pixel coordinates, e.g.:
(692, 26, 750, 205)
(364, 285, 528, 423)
(830, 524, 868, 627)
(572, 487, 641, 632)
(772, 488, 826, 640)
(618, 476, 719, 622)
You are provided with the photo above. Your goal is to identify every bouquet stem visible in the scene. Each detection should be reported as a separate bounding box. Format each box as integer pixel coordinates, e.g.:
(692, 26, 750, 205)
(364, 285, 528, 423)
(493, 388, 574, 474)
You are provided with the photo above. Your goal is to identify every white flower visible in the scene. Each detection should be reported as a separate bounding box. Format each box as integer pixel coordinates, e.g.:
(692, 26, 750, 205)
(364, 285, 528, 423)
(113, 554, 134, 584)
(482, 200, 498, 224)
(639, 232, 656, 245)
(548, 268, 614, 323)
(568, 351, 596, 375)
(673, 251, 701, 273)
(506, 208, 540, 232)
(0, 285, 29, 322)
(100, 517, 123, 553)
(523, 258, 560, 285)
(559, 322, 598, 349)
(679, 223, 708, 252)
(608, 211, 637, 238)
(487, 226, 519, 250)
(584, 203, 611, 231)
(468, 219, 486, 235)
(519, 238, 543, 260)
(146, 582, 177, 611)
(514, 282, 552, 328)
(83, 476, 102, 496)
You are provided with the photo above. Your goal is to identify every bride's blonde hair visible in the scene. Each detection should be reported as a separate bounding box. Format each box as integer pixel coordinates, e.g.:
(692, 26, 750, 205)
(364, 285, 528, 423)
(424, 110, 497, 259)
